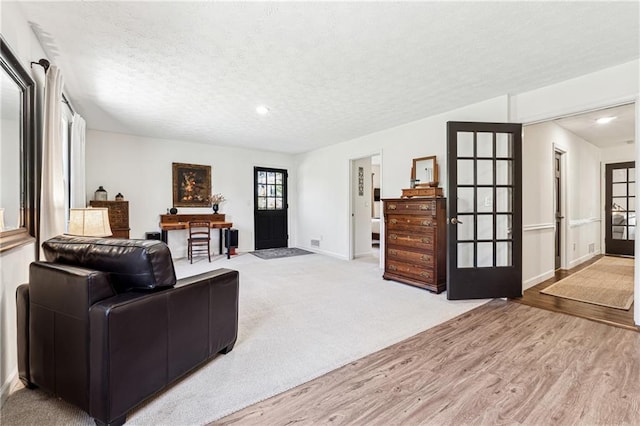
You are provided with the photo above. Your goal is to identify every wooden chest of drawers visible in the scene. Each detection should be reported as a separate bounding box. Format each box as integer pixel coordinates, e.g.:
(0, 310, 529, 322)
(89, 200, 130, 238)
(382, 197, 446, 293)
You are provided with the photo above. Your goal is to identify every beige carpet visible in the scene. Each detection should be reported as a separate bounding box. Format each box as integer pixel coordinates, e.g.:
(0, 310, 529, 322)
(541, 256, 634, 310)
(1, 252, 487, 425)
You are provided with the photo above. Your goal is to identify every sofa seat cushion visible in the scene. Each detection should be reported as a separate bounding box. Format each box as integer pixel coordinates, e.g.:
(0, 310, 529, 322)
(42, 235, 176, 292)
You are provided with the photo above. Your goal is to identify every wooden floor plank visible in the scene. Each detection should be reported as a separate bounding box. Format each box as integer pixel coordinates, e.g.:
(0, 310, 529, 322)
(214, 300, 640, 425)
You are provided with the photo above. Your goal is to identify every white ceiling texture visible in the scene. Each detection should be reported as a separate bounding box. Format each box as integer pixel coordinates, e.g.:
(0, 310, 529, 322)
(16, 1, 639, 154)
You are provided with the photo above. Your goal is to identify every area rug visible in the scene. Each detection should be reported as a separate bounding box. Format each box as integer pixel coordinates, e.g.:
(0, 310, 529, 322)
(250, 247, 313, 259)
(541, 256, 634, 310)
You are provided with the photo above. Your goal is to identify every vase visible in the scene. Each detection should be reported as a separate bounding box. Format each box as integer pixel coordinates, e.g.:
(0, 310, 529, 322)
(212, 204, 219, 214)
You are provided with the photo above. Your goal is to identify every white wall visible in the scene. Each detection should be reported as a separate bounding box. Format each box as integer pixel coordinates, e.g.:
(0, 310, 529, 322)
(295, 96, 510, 259)
(85, 130, 297, 257)
(0, 2, 49, 407)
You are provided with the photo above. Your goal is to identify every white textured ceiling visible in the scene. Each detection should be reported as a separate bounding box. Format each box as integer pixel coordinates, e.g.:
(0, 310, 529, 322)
(554, 104, 636, 149)
(15, 1, 640, 154)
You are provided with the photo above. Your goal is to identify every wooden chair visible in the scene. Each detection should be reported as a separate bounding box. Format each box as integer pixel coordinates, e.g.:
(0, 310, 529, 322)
(187, 221, 211, 263)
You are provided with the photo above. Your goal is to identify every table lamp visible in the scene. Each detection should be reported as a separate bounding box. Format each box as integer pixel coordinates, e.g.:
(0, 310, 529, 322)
(67, 208, 112, 237)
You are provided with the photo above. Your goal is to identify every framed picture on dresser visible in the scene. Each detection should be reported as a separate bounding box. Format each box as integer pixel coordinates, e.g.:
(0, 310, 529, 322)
(172, 162, 211, 207)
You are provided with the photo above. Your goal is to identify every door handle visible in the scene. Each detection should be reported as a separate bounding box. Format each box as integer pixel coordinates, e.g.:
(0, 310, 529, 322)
(450, 217, 463, 225)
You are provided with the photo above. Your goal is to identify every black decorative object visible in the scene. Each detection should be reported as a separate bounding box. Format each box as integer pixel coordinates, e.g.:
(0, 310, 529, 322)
(212, 204, 219, 214)
(169, 207, 178, 214)
(115, 192, 124, 201)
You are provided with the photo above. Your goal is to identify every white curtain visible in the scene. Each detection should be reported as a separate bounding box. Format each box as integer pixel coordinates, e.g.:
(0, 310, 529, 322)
(70, 114, 86, 208)
(39, 65, 66, 249)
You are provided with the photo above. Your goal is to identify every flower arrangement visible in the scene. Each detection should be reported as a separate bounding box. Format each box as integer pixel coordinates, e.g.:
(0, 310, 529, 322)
(208, 193, 226, 204)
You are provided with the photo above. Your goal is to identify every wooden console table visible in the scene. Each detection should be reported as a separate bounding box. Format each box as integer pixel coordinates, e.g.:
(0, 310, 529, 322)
(159, 214, 233, 259)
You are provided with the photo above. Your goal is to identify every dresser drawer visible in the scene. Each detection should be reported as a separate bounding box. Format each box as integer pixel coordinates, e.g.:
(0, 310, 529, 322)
(387, 248, 434, 267)
(385, 200, 436, 215)
(387, 231, 434, 251)
(387, 215, 436, 232)
(386, 260, 434, 282)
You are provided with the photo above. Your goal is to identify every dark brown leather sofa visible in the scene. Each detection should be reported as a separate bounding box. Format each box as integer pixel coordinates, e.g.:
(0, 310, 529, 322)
(16, 235, 239, 426)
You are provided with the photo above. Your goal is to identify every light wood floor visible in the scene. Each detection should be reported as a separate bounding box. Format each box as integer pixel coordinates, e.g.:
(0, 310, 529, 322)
(214, 300, 640, 425)
(513, 255, 639, 332)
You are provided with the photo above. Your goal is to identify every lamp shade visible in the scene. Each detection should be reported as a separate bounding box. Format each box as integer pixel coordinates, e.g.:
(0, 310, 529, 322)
(68, 208, 112, 237)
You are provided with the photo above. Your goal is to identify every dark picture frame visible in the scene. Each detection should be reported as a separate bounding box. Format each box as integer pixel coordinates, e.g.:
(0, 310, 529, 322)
(172, 162, 211, 207)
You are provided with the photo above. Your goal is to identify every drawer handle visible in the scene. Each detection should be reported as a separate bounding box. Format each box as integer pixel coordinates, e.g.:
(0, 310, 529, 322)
(390, 249, 398, 256)
(421, 255, 431, 261)
(390, 219, 398, 225)
(422, 220, 432, 226)
(390, 234, 398, 240)
(420, 271, 432, 278)
(421, 237, 432, 244)
(388, 204, 397, 210)
(389, 265, 397, 271)
(419, 204, 430, 210)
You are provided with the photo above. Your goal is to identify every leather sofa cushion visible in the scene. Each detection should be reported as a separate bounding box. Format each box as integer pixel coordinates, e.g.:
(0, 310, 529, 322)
(42, 235, 176, 292)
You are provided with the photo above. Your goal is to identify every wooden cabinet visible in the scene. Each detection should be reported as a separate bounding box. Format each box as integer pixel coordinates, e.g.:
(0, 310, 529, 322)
(382, 197, 446, 293)
(89, 200, 130, 238)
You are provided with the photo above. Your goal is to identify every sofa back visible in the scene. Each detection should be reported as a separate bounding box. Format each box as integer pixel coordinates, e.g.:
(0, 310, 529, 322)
(42, 235, 177, 292)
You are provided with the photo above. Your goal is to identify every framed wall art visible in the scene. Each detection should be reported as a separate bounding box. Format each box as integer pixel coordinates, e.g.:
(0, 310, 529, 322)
(172, 162, 211, 207)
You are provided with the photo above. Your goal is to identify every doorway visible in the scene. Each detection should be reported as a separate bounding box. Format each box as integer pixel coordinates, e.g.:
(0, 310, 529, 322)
(518, 103, 636, 328)
(350, 154, 381, 261)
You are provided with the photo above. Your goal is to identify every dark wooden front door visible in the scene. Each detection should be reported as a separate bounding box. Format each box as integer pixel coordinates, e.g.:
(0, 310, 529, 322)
(254, 167, 288, 250)
(447, 121, 523, 299)
(605, 161, 635, 256)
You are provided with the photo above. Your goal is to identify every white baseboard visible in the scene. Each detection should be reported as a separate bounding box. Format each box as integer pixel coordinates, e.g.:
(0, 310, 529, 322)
(568, 251, 600, 269)
(302, 246, 349, 260)
(0, 368, 17, 409)
(523, 270, 555, 290)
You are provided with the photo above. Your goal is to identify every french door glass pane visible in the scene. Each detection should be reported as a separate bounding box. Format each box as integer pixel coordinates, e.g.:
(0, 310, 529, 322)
(629, 226, 636, 240)
(476, 187, 493, 213)
(630, 168, 636, 181)
(458, 243, 474, 268)
(496, 133, 512, 158)
(496, 187, 512, 212)
(458, 160, 475, 185)
(267, 172, 275, 184)
(258, 171, 266, 183)
(458, 187, 475, 213)
(496, 214, 512, 239)
(258, 198, 267, 209)
(612, 197, 627, 210)
(612, 169, 627, 183)
(613, 183, 627, 197)
(630, 182, 635, 196)
(496, 242, 512, 266)
(477, 215, 493, 240)
(258, 184, 266, 197)
(477, 132, 493, 158)
(458, 217, 474, 241)
(276, 198, 283, 209)
(477, 242, 493, 267)
(496, 160, 512, 185)
(458, 132, 475, 157)
(275, 173, 283, 184)
(477, 160, 493, 185)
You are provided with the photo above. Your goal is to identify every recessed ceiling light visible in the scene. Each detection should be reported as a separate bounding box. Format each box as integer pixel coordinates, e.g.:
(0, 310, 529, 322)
(256, 105, 270, 115)
(596, 116, 617, 124)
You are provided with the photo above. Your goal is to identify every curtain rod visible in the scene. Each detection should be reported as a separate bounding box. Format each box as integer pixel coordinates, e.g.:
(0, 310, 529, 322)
(31, 58, 76, 115)
(30, 58, 50, 72)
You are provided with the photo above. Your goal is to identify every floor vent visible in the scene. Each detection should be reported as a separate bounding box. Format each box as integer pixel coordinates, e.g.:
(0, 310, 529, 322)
(588, 243, 595, 253)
